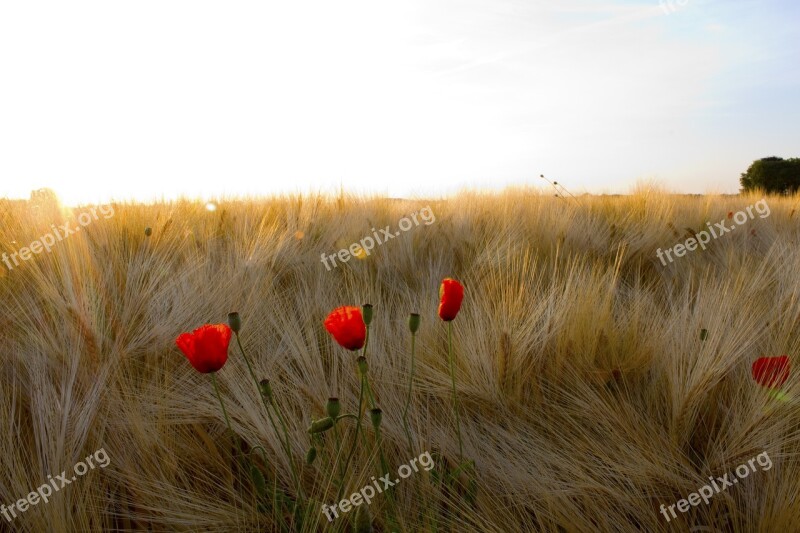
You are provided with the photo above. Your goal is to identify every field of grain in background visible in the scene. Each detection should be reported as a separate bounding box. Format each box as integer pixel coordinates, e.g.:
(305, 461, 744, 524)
(1, 188, 799, 532)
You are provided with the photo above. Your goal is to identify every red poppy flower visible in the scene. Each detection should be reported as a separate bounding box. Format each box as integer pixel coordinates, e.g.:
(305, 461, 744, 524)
(752, 355, 790, 388)
(324, 306, 366, 351)
(438, 278, 464, 322)
(727, 211, 734, 220)
(176, 324, 231, 373)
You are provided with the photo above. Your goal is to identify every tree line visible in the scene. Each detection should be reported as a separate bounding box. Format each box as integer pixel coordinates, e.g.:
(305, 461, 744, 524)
(740, 157, 800, 194)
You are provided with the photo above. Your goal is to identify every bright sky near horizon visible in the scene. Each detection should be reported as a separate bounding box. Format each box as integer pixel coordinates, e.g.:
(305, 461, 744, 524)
(0, 1, 798, 205)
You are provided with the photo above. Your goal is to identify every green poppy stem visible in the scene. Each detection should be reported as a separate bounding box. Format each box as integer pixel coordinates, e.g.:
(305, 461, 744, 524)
(332, 420, 345, 481)
(234, 332, 305, 502)
(363, 375, 377, 408)
(448, 321, 464, 462)
(359, 327, 388, 475)
(269, 394, 299, 479)
(363, 326, 377, 407)
(211, 372, 234, 438)
(371, 418, 400, 527)
(249, 445, 271, 467)
(402, 331, 417, 453)
(339, 372, 365, 501)
(361, 324, 395, 526)
(364, 373, 389, 473)
(211, 372, 249, 495)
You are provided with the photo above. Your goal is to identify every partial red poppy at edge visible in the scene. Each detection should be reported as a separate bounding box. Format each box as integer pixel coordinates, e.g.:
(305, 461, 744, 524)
(438, 278, 464, 322)
(752, 355, 791, 388)
(176, 324, 232, 373)
(324, 306, 366, 351)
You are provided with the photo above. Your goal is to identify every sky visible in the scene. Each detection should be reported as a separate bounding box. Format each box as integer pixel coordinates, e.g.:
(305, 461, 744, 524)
(0, 0, 798, 204)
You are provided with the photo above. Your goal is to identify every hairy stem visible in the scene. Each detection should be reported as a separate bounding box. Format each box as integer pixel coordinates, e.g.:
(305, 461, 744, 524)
(402, 332, 417, 453)
(338, 372, 365, 501)
(448, 321, 464, 462)
(234, 332, 305, 501)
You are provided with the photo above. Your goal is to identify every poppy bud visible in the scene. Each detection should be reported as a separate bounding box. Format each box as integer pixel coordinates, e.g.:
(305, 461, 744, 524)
(227, 312, 242, 333)
(326, 397, 341, 419)
(357, 356, 368, 376)
(259, 379, 272, 400)
(306, 446, 317, 465)
(368, 408, 382, 429)
(362, 304, 373, 326)
(308, 417, 335, 434)
(409, 313, 420, 334)
(700, 329, 708, 341)
(144, 227, 152, 237)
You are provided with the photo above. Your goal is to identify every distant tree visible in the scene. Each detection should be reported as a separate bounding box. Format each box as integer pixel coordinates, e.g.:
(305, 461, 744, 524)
(29, 187, 60, 205)
(740, 157, 800, 194)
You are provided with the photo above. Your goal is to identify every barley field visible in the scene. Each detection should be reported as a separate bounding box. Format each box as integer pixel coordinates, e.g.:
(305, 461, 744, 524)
(1, 189, 799, 532)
